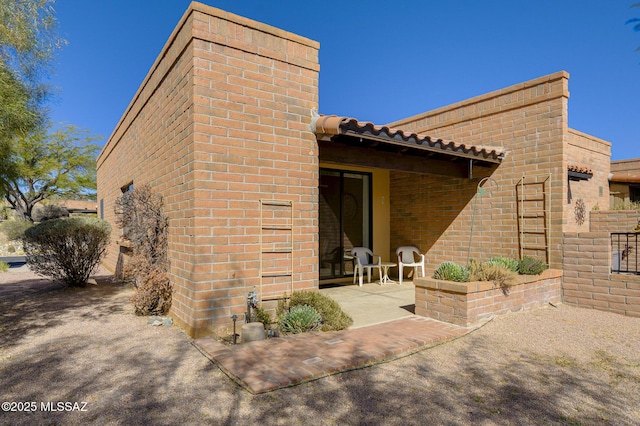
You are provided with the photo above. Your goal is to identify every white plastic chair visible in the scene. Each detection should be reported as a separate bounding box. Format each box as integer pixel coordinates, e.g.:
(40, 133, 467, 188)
(396, 246, 425, 285)
(350, 247, 381, 287)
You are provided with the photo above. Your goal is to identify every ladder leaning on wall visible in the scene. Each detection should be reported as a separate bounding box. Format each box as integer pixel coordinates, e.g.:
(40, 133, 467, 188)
(258, 199, 294, 305)
(516, 175, 551, 265)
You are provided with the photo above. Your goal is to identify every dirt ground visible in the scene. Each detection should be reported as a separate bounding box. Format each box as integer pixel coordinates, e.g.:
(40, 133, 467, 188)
(1, 266, 639, 425)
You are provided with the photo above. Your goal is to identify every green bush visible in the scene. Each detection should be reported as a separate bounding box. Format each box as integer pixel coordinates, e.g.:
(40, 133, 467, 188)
(280, 305, 321, 334)
(0, 219, 33, 241)
(281, 290, 353, 331)
(22, 217, 111, 287)
(433, 261, 469, 282)
(32, 204, 69, 222)
(0, 261, 9, 272)
(487, 256, 519, 272)
(518, 256, 548, 275)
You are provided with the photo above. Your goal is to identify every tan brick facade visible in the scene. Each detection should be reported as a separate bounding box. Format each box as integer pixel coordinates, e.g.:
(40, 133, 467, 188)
(97, 3, 634, 336)
(97, 3, 319, 337)
(388, 72, 571, 270)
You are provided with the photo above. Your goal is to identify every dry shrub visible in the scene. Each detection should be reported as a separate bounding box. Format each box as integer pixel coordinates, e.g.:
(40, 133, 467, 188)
(468, 259, 517, 290)
(130, 269, 172, 316)
(115, 185, 171, 315)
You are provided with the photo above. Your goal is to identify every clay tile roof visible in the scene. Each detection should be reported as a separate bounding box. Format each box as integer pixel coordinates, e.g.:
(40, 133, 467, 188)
(567, 165, 593, 175)
(313, 115, 505, 163)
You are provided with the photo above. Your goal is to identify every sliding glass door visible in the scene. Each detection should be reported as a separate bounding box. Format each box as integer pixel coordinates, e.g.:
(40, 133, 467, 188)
(319, 168, 372, 280)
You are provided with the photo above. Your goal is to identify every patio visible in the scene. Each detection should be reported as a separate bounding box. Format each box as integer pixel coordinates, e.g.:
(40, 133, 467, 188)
(319, 281, 416, 328)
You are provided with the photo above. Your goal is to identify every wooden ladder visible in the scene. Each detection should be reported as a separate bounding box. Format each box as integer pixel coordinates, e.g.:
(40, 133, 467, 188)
(516, 175, 550, 264)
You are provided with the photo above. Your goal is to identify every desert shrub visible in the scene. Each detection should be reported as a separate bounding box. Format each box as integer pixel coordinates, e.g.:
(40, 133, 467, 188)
(518, 256, 548, 275)
(433, 261, 469, 282)
(32, 204, 69, 222)
(487, 256, 519, 272)
(22, 217, 110, 287)
(281, 290, 353, 331)
(468, 259, 517, 290)
(0, 219, 33, 241)
(115, 185, 171, 315)
(280, 305, 321, 334)
(0, 261, 9, 272)
(253, 306, 272, 328)
(130, 269, 172, 315)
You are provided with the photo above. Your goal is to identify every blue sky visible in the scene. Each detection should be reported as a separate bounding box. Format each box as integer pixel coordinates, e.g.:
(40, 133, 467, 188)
(50, 0, 639, 160)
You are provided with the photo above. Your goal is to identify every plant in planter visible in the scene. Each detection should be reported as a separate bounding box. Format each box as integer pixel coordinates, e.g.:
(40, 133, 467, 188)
(433, 261, 469, 282)
(488, 256, 519, 272)
(468, 259, 517, 290)
(517, 256, 548, 275)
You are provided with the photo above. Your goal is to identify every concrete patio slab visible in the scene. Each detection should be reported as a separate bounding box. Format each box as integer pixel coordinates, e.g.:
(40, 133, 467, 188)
(320, 281, 416, 328)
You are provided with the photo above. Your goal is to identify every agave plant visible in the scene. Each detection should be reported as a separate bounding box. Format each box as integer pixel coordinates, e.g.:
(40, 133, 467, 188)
(279, 305, 322, 334)
(433, 261, 469, 282)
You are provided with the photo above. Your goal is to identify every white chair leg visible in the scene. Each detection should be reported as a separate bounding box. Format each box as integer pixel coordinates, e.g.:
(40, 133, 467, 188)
(399, 265, 403, 285)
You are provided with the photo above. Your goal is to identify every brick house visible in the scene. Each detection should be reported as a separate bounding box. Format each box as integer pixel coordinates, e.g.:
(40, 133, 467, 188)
(609, 158, 640, 209)
(97, 2, 618, 337)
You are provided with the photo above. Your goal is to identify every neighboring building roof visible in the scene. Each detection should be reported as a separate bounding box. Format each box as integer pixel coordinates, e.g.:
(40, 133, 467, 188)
(313, 115, 505, 164)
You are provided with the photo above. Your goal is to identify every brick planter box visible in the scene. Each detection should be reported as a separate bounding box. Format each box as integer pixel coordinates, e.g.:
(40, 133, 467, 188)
(414, 269, 562, 327)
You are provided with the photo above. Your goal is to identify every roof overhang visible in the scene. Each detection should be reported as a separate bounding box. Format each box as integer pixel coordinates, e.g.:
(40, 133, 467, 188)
(313, 115, 505, 168)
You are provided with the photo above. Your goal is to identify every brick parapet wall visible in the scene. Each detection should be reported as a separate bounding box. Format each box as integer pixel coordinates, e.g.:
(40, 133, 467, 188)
(97, 3, 320, 337)
(389, 72, 570, 271)
(611, 158, 640, 173)
(590, 210, 640, 233)
(414, 269, 562, 326)
(562, 231, 640, 317)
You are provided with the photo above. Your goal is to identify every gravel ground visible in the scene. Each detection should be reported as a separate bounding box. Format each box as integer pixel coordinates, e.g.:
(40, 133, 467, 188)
(1, 266, 639, 425)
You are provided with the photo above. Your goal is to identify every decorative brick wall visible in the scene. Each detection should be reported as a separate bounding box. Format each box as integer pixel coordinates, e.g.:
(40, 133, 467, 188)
(414, 270, 562, 326)
(97, 3, 320, 337)
(389, 72, 570, 271)
(565, 129, 611, 232)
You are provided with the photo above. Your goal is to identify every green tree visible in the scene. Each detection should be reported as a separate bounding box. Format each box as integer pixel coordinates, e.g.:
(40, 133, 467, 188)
(0, 0, 66, 172)
(0, 124, 101, 221)
(628, 3, 640, 52)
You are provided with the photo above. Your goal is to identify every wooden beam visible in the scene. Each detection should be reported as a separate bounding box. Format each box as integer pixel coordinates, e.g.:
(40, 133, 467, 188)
(318, 141, 497, 179)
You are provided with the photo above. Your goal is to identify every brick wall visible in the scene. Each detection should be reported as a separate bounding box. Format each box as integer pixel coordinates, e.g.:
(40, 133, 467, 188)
(389, 72, 570, 272)
(563, 231, 640, 317)
(590, 210, 640, 233)
(565, 129, 611, 232)
(97, 3, 320, 337)
(414, 270, 562, 326)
